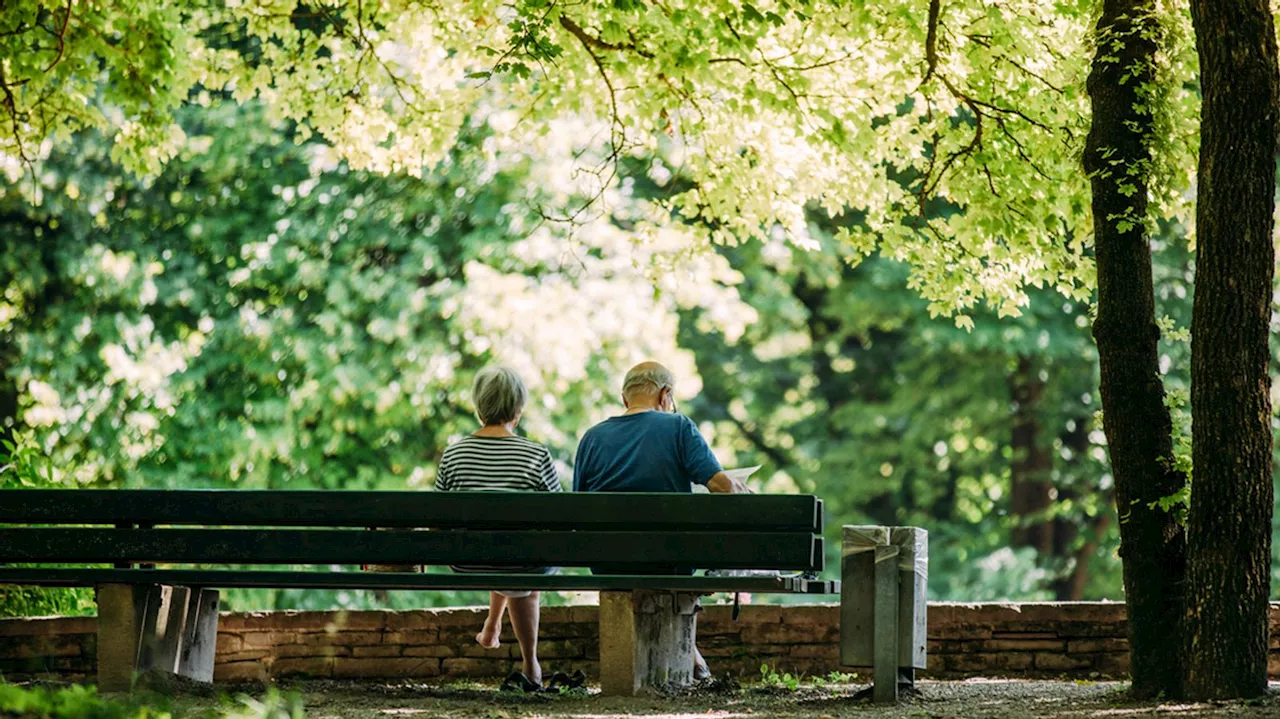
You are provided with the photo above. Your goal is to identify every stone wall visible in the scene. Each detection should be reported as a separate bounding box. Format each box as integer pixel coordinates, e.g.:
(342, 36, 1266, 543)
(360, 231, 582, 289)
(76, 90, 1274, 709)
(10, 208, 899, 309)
(0, 616, 95, 684)
(212, 606, 599, 683)
(4, 601, 1278, 685)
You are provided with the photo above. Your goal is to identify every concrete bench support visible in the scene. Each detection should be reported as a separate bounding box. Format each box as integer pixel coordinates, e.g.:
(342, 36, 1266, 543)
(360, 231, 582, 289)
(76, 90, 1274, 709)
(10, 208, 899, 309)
(840, 526, 928, 703)
(95, 583, 220, 691)
(599, 589, 699, 695)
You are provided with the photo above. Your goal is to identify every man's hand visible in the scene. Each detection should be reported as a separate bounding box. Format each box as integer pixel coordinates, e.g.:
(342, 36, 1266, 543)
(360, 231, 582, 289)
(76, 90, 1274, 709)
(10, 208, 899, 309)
(706, 471, 753, 494)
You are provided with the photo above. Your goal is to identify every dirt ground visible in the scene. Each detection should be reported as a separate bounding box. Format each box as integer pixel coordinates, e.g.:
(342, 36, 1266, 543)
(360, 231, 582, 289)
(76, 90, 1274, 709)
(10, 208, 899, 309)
(174, 679, 1280, 719)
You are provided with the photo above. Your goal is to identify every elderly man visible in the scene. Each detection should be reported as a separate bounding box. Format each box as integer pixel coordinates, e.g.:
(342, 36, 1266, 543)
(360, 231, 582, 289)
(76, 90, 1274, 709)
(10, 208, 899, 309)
(573, 361, 750, 494)
(573, 361, 750, 681)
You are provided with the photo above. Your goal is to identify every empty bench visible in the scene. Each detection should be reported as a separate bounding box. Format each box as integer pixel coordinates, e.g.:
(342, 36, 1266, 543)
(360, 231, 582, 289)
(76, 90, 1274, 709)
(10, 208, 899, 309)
(0, 490, 926, 701)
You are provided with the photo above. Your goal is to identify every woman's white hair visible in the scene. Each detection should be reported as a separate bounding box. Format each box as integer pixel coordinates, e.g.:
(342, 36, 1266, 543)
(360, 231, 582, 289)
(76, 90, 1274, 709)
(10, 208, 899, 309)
(472, 366, 528, 426)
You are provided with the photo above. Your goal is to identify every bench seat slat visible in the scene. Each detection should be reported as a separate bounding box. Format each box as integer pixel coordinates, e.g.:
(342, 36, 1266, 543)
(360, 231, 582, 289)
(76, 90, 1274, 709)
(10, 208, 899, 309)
(0, 490, 823, 533)
(0, 528, 822, 571)
(0, 568, 839, 594)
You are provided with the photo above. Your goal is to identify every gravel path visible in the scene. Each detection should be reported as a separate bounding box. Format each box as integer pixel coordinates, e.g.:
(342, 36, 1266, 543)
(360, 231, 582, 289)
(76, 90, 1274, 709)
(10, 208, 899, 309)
(183, 679, 1280, 719)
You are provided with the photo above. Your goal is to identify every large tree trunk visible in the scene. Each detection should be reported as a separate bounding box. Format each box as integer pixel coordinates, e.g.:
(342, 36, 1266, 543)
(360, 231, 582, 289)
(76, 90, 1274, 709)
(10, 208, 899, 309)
(1083, 0, 1188, 698)
(1183, 0, 1279, 699)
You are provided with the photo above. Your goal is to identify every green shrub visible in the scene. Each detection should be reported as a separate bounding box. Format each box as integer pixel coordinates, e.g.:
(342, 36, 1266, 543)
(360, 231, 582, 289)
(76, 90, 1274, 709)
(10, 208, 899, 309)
(0, 683, 170, 718)
(0, 587, 95, 619)
(758, 663, 801, 691)
(0, 684, 306, 718)
(219, 689, 305, 719)
(0, 437, 96, 619)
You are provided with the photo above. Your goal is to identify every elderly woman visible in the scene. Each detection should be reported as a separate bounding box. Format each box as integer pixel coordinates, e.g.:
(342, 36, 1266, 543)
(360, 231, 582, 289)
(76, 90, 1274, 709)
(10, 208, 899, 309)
(434, 366, 560, 691)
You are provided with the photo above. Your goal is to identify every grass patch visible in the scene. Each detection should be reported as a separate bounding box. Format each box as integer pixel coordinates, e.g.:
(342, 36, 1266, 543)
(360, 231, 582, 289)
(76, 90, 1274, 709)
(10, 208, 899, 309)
(0, 682, 307, 719)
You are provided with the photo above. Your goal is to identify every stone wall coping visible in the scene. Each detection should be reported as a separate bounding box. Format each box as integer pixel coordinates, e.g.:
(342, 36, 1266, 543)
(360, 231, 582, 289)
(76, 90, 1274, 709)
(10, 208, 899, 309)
(5, 601, 1280, 685)
(0, 616, 96, 637)
(927, 600, 1126, 607)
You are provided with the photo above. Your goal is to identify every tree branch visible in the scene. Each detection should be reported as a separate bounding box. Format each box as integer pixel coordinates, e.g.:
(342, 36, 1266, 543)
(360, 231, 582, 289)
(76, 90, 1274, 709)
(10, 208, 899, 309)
(0, 62, 32, 169)
(43, 0, 73, 73)
(557, 15, 653, 58)
(918, 93, 984, 213)
(995, 53, 1066, 95)
(921, 0, 941, 86)
(966, 95, 1054, 133)
(541, 14, 631, 227)
(0, 20, 32, 38)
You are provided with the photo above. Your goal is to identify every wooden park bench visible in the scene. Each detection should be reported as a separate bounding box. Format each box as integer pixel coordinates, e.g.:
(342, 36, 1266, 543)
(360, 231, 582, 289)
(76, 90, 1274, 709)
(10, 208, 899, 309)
(0, 490, 926, 702)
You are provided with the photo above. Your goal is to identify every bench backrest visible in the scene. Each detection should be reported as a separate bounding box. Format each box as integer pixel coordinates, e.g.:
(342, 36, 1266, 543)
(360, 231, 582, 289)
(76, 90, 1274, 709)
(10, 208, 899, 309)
(0, 490, 825, 573)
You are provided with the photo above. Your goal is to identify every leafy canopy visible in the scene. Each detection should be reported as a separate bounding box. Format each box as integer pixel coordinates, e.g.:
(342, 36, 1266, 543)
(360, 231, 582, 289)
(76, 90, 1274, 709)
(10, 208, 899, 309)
(1, 103, 750, 490)
(0, 0, 1198, 323)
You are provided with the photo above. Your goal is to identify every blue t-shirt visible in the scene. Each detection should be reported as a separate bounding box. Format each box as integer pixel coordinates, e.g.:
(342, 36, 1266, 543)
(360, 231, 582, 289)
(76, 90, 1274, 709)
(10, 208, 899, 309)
(572, 412, 723, 493)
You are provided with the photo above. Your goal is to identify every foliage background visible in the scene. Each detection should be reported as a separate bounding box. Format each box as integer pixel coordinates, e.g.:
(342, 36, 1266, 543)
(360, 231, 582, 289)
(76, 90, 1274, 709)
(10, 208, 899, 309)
(0, 93, 1270, 616)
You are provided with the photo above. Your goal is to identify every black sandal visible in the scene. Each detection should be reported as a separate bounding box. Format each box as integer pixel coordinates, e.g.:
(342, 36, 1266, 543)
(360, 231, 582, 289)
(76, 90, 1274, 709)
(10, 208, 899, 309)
(544, 669, 587, 692)
(499, 670, 542, 693)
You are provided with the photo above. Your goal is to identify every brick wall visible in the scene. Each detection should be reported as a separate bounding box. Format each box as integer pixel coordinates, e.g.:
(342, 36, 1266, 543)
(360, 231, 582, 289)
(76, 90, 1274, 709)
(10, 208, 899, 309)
(4, 601, 1277, 685)
(0, 616, 95, 683)
(212, 606, 599, 683)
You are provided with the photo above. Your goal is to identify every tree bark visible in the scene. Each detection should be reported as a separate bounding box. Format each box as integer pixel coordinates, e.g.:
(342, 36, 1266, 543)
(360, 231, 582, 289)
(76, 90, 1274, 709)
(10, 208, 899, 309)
(1083, 0, 1188, 698)
(1183, 0, 1279, 699)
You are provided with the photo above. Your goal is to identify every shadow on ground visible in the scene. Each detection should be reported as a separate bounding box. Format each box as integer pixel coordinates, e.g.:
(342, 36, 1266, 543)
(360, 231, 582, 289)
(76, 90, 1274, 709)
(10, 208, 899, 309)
(168, 679, 1280, 719)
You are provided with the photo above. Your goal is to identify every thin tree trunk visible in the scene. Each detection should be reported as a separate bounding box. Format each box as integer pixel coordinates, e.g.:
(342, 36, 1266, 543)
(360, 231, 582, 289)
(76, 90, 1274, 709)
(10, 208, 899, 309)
(0, 356, 16, 453)
(1009, 356, 1087, 601)
(1183, 0, 1279, 699)
(1083, 0, 1187, 698)
(1062, 511, 1111, 601)
(1050, 416, 1095, 601)
(1009, 356, 1055, 556)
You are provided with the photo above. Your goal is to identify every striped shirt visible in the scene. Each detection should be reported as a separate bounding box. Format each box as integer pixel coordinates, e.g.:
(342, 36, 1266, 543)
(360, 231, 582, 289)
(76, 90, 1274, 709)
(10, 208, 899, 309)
(435, 436, 561, 494)
(435, 435, 561, 575)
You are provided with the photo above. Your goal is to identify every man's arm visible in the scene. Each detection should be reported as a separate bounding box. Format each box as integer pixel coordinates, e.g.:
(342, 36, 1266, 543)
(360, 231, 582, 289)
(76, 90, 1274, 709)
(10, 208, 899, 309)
(706, 471, 753, 494)
(679, 415, 748, 492)
(571, 434, 591, 492)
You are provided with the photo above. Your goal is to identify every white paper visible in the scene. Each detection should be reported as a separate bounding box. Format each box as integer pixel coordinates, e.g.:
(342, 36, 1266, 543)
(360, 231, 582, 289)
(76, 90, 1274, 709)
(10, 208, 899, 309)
(722, 465, 762, 483)
(692, 465, 762, 493)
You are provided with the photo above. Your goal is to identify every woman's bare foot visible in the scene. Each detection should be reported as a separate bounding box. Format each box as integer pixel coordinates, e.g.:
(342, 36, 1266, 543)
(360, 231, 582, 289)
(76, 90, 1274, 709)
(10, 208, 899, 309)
(477, 592, 508, 650)
(476, 625, 501, 650)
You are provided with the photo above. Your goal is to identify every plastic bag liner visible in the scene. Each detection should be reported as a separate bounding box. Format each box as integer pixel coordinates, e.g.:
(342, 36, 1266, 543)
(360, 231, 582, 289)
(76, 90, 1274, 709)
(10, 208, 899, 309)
(842, 525, 928, 581)
(841, 526, 890, 556)
(890, 526, 929, 581)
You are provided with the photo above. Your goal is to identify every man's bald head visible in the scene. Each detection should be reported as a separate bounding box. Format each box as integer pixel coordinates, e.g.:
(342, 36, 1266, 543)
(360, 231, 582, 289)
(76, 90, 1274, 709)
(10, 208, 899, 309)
(622, 361, 675, 404)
